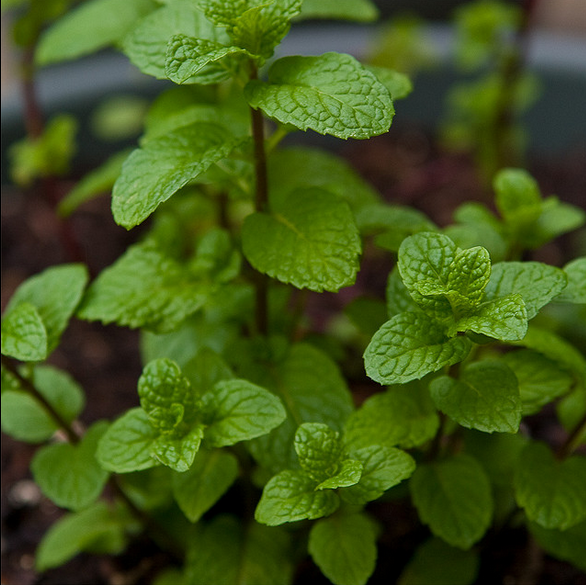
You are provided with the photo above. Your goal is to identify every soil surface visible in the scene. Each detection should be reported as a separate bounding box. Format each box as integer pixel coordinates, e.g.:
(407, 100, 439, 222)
(2, 127, 586, 585)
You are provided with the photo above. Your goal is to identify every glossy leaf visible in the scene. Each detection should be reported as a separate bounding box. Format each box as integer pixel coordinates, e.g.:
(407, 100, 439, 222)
(245, 52, 393, 139)
(150, 424, 204, 472)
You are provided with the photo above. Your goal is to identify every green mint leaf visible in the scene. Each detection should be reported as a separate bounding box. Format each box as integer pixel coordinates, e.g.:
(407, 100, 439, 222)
(484, 261, 568, 319)
(122, 2, 229, 81)
(200, 0, 302, 60)
(1, 302, 47, 361)
(410, 454, 493, 549)
(502, 349, 574, 415)
(294, 422, 343, 481)
(364, 312, 472, 385)
(245, 52, 393, 139)
(452, 294, 528, 341)
(201, 379, 286, 447)
(444, 246, 492, 310)
(172, 448, 238, 522)
(532, 197, 585, 248)
(182, 348, 235, 396)
(316, 459, 363, 491)
(117, 467, 173, 512)
(77, 243, 209, 333)
(138, 358, 198, 433)
(357, 204, 436, 252)
(268, 146, 380, 213)
(399, 537, 479, 585)
(165, 36, 250, 85)
(36, 502, 127, 572)
(366, 65, 413, 100)
(58, 150, 130, 217)
(493, 167, 542, 227)
(298, 0, 379, 22)
(189, 228, 241, 283)
(242, 187, 361, 292)
(1, 365, 84, 443)
(516, 326, 586, 383)
(556, 257, 586, 304)
(344, 381, 439, 450)
(308, 512, 378, 585)
(31, 421, 109, 511)
(386, 268, 424, 317)
(112, 123, 242, 229)
(529, 520, 586, 573)
(255, 469, 339, 525)
(96, 408, 160, 473)
(5, 264, 88, 355)
(151, 424, 204, 472)
(430, 360, 522, 434)
(247, 343, 354, 473)
(341, 445, 415, 505)
(514, 441, 586, 530)
(36, 0, 157, 65)
(185, 515, 293, 585)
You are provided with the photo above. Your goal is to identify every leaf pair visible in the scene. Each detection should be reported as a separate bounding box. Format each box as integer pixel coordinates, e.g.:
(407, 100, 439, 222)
(255, 422, 415, 525)
(97, 358, 286, 472)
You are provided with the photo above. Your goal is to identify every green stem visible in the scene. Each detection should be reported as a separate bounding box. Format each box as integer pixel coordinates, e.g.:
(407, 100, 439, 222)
(249, 63, 269, 336)
(2, 355, 80, 445)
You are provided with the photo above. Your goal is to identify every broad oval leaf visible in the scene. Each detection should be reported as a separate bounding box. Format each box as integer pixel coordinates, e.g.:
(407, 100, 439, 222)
(410, 454, 493, 549)
(245, 52, 393, 139)
(364, 312, 472, 385)
(1, 302, 47, 362)
(242, 187, 361, 292)
(112, 122, 242, 229)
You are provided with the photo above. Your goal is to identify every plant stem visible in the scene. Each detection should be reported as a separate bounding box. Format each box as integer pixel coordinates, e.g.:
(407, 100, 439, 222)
(249, 63, 269, 336)
(557, 411, 586, 460)
(2, 355, 81, 444)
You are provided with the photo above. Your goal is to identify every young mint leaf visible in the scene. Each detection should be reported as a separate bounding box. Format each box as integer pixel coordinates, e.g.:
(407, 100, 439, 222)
(298, 0, 379, 22)
(410, 454, 493, 549)
(268, 146, 380, 213)
(444, 246, 492, 311)
(308, 512, 379, 585)
(5, 263, 88, 355)
(344, 381, 439, 450)
(200, 0, 302, 61)
(1, 302, 47, 361)
(138, 358, 198, 433)
(556, 258, 586, 304)
(112, 123, 243, 229)
(364, 312, 472, 385)
(122, 2, 230, 80)
(245, 52, 393, 139)
(529, 520, 586, 573)
(185, 515, 293, 585)
(532, 197, 585, 248)
(493, 167, 542, 227)
(151, 424, 204, 472)
(172, 448, 238, 522)
(35, 502, 127, 572)
(242, 187, 361, 292)
(201, 379, 286, 447)
(247, 343, 354, 473)
(316, 459, 363, 491)
(31, 421, 109, 511)
(452, 294, 528, 341)
(77, 243, 209, 333)
(165, 36, 251, 85)
(340, 445, 415, 505)
(96, 408, 160, 473)
(484, 261, 568, 319)
(1, 365, 84, 443)
(514, 441, 586, 530)
(36, 0, 157, 65)
(502, 349, 574, 415)
(58, 150, 130, 217)
(429, 360, 522, 434)
(398, 537, 479, 585)
(294, 422, 343, 481)
(255, 469, 339, 525)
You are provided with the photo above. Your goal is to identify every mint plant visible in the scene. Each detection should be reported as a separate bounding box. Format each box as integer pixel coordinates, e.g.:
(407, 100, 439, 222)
(2, 1, 586, 584)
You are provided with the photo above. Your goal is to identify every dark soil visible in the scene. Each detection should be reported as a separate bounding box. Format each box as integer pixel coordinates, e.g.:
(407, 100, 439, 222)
(2, 127, 586, 585)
